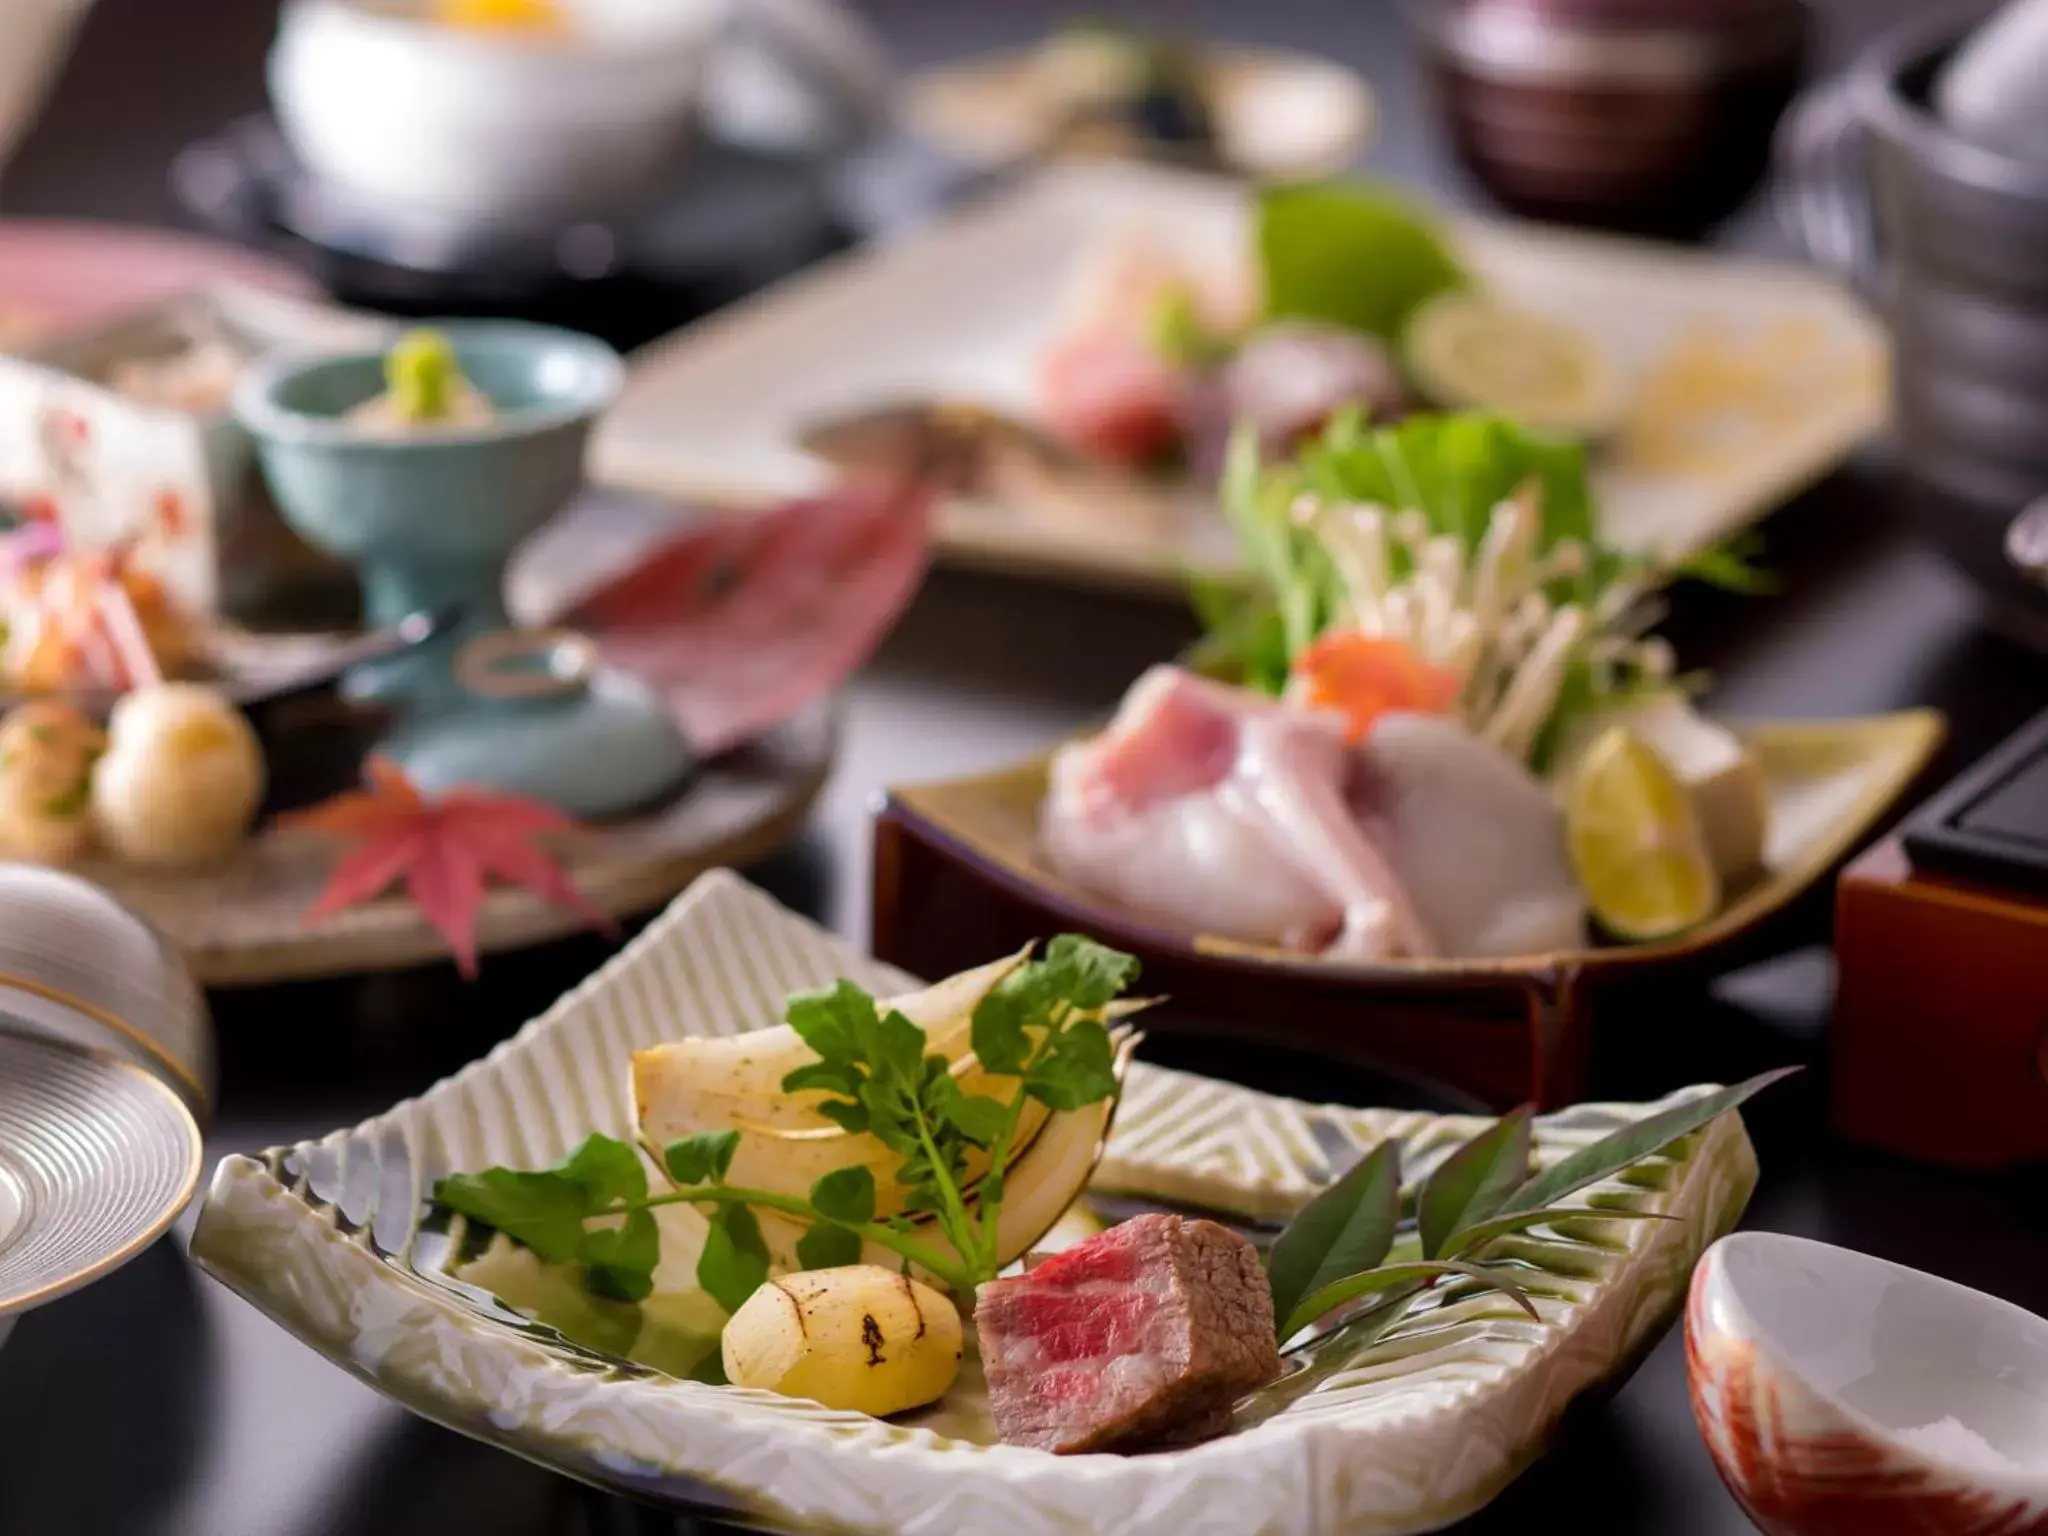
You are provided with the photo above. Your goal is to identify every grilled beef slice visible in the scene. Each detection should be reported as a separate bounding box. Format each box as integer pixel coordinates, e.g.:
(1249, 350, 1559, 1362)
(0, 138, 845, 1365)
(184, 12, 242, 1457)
(975, 1212, 1279, 1453)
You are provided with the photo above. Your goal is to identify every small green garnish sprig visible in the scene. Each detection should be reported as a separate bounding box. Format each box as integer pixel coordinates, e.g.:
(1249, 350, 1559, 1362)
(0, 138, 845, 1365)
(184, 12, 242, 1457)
(1265, 1068, 1795, 1346)
(385, 329, 462, 424)
(432, 936, 1139, 1313)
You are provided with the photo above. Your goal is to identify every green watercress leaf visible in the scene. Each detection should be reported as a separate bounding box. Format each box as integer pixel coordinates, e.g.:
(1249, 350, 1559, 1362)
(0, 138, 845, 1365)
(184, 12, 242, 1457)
(970, 982, 1033, 1077)
(858, 1073, 922, 1157)
(809, 1165, 877, 1226)
(698, 1203, 771, 1315)
(432, 1133, 648, 1265)
(557, 1133, 650, 1207)
(580, 1208, 659, 1302)
(662, 1130, 740, 1187)
(1419, 1107, 1532, 1260)
(780, 1061, 861, 1098)
(795, 1222, 865, 1271)
(933, 1081, 1008, 1148)
(432, 1168, 591, 1265)
(1025, 1019, 1118, 1111)
(972, 935, 1140, 1080)
(816, 1098, 870, 1135)
(1501, 1068, 1798, 1217)
(1282, 1259, 1538, 1342)
(784, 979, 878, 1067)
(1038, 934, 1142, 1012)
(1265, 1139, 1400, 1339)
(1258, 181, 1468, 341)
(863, 1009, 928, 1101)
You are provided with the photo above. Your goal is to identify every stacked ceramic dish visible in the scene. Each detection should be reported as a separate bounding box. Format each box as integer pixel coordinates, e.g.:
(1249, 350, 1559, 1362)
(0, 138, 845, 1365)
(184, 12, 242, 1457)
(0, 866, 208, 1351)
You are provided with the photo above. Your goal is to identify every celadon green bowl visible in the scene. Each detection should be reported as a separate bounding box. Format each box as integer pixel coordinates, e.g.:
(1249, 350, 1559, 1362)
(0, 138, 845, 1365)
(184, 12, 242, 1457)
(234, 319, 622, 647)
(233, 321, 692, 819)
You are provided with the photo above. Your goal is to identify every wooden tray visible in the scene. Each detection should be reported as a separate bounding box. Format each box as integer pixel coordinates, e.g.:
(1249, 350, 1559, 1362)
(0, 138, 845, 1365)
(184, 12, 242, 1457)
(594, 161, 1889, 596)
(872, 711, 1943, 1110)
(84, 702, 835, 988)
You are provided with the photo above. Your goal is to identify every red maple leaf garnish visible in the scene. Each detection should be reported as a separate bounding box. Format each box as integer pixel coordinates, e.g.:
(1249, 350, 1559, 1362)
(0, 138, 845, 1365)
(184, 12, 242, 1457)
(553, 478, 931, 758)
(281, 756, 618, 978)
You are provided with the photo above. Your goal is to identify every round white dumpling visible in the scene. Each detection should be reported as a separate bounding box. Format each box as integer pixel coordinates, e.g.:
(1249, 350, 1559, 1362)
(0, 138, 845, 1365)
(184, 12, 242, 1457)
(92, 684, 265, 867)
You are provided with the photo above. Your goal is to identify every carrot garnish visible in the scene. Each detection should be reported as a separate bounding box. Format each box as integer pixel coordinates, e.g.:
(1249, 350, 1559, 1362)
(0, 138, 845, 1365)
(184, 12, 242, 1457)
(1290, 632, 1460, 743)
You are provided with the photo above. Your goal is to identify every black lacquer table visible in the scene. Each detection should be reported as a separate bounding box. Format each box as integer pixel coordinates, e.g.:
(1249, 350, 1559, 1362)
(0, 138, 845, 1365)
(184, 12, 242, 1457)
(2, 2, 2043, 1533)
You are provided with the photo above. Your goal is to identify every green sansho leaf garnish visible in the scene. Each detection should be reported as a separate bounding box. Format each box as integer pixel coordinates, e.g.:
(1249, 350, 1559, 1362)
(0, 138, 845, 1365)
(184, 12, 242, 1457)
(432, 936, 1140, 1308)
(1267, 1068, 1793, 1346)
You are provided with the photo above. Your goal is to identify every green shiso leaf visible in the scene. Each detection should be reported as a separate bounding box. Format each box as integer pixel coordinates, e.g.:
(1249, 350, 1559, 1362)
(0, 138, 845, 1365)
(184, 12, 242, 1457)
(1258, 181, 1469, 341)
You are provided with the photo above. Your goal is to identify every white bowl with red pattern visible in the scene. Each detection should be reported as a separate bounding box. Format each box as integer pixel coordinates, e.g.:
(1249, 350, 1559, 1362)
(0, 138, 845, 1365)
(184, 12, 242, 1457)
(1687, 1231, 2048, 1536)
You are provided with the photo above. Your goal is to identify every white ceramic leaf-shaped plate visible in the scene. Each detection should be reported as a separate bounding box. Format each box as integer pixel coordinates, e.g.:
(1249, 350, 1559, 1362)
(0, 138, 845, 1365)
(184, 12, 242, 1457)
(191, 869, 1759, 1536)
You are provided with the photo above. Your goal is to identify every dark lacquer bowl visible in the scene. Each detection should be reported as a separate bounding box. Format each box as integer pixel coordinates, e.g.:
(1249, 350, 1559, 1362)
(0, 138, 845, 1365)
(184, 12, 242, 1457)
(872, 710, 1941, 1112)
(1412, 0, 1811, 236)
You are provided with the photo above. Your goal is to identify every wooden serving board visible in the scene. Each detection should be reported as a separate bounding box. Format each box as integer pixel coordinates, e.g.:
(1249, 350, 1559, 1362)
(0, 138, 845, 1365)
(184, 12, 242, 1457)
(82, 702, 835, 988)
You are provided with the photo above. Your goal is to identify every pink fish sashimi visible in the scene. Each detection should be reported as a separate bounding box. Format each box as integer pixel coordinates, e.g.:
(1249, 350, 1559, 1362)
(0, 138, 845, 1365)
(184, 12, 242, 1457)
(1035, 328, 1186, 467)
(1042, 666, 1436, 960)
(560, 480, 932, 758)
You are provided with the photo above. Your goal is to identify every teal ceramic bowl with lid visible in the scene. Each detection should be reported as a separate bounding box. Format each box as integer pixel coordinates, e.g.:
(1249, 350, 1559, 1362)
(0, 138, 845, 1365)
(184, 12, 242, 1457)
(234, 320, 692, 820)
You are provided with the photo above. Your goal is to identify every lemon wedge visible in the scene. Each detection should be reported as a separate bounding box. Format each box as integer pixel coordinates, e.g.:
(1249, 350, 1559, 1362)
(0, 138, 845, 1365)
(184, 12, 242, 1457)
(1404, 291, 1625, 439)
(1553, 690, 1769, 881)
(1564, 725, 1721, 942)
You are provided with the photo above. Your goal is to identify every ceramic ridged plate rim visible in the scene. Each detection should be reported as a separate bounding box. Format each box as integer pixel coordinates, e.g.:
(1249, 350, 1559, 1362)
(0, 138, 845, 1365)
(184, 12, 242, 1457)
(0, 1025, 203, 1317)
(191, 869, 1759, 1536)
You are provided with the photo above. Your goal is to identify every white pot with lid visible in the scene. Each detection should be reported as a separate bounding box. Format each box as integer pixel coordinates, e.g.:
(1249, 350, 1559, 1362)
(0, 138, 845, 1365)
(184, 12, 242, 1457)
(268, 0, 889, 244)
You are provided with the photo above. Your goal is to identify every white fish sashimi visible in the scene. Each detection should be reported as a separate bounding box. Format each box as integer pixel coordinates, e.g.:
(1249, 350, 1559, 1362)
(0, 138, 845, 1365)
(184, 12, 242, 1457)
(1040, 668, 1587, 963)
(1040, 666, 1432, 960)
(1351, 713, 1587, 959)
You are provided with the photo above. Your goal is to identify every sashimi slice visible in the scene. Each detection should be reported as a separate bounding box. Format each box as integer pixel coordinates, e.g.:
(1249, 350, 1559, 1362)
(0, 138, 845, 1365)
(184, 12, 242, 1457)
(1036, 328, 1185, 467)
(1042, 667, 1432, 960)
(1351, 713, 1587, 958)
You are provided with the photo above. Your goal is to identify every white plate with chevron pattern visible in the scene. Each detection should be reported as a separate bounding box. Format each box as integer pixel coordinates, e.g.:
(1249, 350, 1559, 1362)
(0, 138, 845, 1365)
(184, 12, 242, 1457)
(189, 869, 1760, 1536)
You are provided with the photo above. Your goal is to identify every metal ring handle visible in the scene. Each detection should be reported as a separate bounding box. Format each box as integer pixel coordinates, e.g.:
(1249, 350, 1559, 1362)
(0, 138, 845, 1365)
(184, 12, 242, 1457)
(2007, 495, 2048, 591)
(1772, 75, 1879, 294)
(453, 628, 599, 702)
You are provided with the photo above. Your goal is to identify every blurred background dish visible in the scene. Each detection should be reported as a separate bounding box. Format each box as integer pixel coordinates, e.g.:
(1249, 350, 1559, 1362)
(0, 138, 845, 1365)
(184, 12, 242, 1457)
(258, 0, 887, 280)
(4, 285, 390, 630)
(1775, 3, 2048, 632)
(268, 0, 725, 242)
(171, 119, 857, 351)
(903, 32, 1375, 182)
(0, 220, 314, 355)
(1412, 0, 1811, 237)
(595, 161, 1887, 594)
(0, 0, 94, 194)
